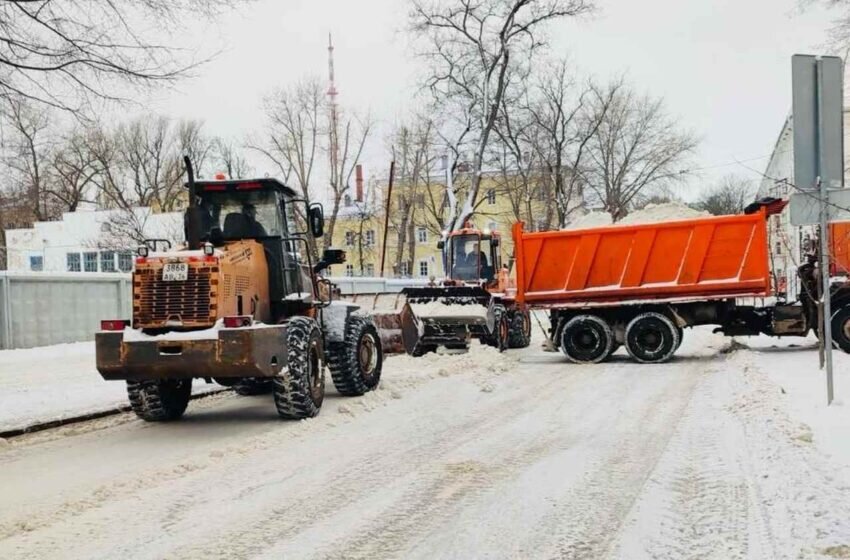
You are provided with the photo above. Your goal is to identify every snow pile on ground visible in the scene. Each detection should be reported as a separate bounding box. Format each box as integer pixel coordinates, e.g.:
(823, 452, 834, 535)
(563, 202, 710, 230)
(0, 342, 217, 432)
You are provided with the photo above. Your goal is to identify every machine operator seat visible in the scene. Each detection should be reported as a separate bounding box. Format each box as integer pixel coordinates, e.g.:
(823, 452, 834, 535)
(223, 212, 253, 239)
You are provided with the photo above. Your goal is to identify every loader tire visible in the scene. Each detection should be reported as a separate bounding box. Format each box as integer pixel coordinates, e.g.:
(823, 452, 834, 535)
(507, 310, 532, 349)
(273, 317, 325, 419)
(233, 378, 273, 396)
(831, 305, 850, 353)
(126, 379, 192, 422)
(483, 305, 509, 351)
(327, 315, 383, 396)
(559, 315, 615, 364)
(625, 312, 680, 364)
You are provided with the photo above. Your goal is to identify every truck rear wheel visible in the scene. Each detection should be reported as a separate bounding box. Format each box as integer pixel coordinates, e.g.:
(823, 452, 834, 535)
(559, 315, 615, 364)
(126, 379, 192, 422)
(831, 306, 850, 353)
(273, 317, 325, 419)
(625, 312, 680, 364)
(328, 315, 383, 396)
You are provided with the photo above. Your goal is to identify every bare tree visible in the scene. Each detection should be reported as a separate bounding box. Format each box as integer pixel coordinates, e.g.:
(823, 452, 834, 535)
(0, 97, 54, 221)
(326, 111, 372, 251)
(695, 174, 754, 216)
(582, 81, 698, 221)
(250, 78, 323, 256)
(386, 119, 439, 276)
(410, 0, 594, 236)
(524, 63, 621, 227)
(213, 138, 253, 179)
(0, 0, 248, 116)
(48, 129, 100, 212)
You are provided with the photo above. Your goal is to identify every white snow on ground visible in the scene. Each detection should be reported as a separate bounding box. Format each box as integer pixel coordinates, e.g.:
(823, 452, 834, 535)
(0, 326, 849, 559)
(0, 342, 218, 432)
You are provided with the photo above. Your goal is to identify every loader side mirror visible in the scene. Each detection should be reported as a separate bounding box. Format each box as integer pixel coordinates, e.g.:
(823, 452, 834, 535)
(437, 240, 445, 250)
(492, 237, 500, 247)
(309, 204, 325, 238)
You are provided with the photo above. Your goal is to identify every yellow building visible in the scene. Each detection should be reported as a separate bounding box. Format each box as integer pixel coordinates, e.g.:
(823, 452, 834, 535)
(329, 171, 554, 279)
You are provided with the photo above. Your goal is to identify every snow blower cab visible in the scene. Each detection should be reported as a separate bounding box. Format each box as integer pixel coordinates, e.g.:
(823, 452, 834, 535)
(399, 224, 512, 356)
(96, 161, 386, 422)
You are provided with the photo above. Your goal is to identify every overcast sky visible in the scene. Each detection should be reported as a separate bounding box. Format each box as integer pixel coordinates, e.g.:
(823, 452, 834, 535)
(140, 0, 839, 200)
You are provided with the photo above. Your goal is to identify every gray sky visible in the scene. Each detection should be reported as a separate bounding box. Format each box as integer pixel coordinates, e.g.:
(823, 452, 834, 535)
(142, 0, 839, 199)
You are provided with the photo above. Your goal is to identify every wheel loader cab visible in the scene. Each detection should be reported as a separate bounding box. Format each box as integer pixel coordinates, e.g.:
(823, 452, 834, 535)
(191, 178, 322, 317)
(447, 231, 501, 285)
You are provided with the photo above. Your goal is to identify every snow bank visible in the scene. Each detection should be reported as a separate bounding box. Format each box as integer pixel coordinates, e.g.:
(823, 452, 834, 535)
(0, 342, 219, 432)
(562, 211, 612, 230)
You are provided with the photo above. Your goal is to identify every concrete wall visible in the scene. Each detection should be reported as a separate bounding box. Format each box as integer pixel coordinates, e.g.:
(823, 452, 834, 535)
(0, 274, 426, 350)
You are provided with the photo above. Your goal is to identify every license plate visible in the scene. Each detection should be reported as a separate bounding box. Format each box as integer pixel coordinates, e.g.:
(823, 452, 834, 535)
(162, 263, 188, 282)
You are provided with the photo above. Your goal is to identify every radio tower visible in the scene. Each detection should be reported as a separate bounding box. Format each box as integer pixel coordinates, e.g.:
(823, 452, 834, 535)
(327, 33, 340, 199)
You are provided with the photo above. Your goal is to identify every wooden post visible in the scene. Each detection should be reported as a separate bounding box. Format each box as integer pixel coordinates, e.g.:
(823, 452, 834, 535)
(380, 161, 396, 277)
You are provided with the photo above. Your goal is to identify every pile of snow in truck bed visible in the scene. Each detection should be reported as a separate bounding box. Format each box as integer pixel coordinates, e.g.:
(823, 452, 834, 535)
(564, 202, 710, 230)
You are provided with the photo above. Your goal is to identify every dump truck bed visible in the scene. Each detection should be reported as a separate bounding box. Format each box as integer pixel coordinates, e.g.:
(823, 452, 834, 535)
(512, 210, 772, 307)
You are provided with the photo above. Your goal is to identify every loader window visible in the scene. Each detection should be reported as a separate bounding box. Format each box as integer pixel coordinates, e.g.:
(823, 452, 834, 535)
(198, 191, 283, 241)
(450, 234, 494, 282)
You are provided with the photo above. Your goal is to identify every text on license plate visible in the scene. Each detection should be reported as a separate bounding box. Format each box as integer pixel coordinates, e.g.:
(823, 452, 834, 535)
(162, 263, 188, 282)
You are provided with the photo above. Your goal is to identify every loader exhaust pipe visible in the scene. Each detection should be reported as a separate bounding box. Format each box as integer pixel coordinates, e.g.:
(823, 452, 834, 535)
(184, 155, 202, 250)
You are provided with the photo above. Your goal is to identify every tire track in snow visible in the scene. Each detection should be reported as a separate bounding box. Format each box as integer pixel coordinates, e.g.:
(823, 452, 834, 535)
(611, 366, 774, 560)
(529, 362, 710, 560)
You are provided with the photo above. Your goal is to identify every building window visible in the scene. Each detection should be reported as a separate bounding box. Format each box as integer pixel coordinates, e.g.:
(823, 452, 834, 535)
(365, 230, 376, 247)
(344, 194, 353, 207)
(486, 189, 496, 205)
(418, 259, 429, 277)
(417, 227, 428, 244)
(345, 264, 355, 277)
(29, 255, 43, 272)
(118, 251, 133, 272)
(399, 261, 410, 277)
(442, 195, 450, 209)
(67, 253, 81, 272)
(416, 194, 426, 209)
(100, 251, 116, 272)
(534, 220, 546, 232)
(365, 263, 375, 277)
(84, 252, 98, 272)
(345, 231, 355, 247)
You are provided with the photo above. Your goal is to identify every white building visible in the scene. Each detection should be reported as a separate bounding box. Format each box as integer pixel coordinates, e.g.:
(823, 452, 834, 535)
(4, 208, 183, 273)
(757, 109, 850, 299)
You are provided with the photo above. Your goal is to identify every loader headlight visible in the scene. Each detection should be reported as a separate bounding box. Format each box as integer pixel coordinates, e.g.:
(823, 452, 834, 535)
(137, 245, 149, 257)
(202, 243, 215, 256)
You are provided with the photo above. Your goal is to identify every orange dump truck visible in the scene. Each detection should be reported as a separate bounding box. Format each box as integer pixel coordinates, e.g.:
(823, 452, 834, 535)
(512, 199, 850, 364)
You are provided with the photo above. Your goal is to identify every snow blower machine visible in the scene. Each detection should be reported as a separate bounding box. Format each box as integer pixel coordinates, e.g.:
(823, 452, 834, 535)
(356, 223, 533, 357)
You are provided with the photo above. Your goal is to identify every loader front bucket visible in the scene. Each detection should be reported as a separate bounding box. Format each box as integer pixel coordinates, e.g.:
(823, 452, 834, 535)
(399, 286, 494, 355)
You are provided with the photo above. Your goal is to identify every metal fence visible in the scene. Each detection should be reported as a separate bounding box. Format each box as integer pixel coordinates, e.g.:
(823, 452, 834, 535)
(0, 273, 427, 350)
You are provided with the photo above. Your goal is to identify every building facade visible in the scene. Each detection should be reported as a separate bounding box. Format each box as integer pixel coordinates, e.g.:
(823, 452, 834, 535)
(757, 109, 850, 299)
(4, 209, 183, 273)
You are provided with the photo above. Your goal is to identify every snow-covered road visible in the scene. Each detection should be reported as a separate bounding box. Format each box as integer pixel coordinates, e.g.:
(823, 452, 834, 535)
(1, 328, 850, 559)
